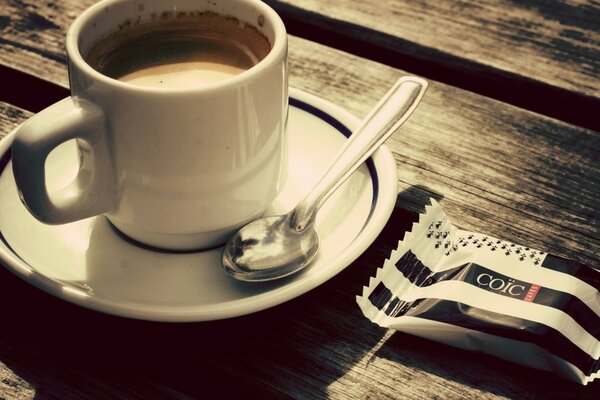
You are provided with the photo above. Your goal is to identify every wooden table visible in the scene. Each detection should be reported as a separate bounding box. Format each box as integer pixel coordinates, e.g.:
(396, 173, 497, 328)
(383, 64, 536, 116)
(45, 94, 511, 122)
(1, 0, 598, 398)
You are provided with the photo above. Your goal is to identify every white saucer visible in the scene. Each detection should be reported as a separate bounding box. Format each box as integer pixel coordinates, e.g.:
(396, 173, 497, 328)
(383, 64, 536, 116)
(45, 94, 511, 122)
(0, 88, 398, 322)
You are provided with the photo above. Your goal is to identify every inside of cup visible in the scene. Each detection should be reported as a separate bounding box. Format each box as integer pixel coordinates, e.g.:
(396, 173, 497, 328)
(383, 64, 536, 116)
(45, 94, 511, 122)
(73, 0, 280, 68)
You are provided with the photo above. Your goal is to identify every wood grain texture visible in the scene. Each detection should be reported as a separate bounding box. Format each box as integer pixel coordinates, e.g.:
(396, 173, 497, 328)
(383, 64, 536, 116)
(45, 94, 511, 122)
(2, 0, 600, 127)
(286, 36, 599, 270)
(267, 0, 600, 131)
(0, 103, 29, 136)
(274, 0, 600, 99)
(0, 0, 79, 87)
(0, 0, 599, 399)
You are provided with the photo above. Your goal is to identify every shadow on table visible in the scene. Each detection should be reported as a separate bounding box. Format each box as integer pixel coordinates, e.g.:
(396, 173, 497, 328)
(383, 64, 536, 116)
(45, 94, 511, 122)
(6, 184, 596, 399)
(374, 332, 600, 399)
(0, 186, 437, 399)
(0, 262, 385, 399)
(16, 185, 593, 399)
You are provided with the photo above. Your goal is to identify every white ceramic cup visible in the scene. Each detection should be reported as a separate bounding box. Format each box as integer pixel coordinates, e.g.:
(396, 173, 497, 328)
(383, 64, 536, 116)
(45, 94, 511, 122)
(11, 0, 288, 250)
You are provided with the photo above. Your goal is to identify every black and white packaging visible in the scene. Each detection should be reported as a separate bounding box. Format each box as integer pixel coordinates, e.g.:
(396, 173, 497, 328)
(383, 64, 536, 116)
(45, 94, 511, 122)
(357, 200, 599, 385)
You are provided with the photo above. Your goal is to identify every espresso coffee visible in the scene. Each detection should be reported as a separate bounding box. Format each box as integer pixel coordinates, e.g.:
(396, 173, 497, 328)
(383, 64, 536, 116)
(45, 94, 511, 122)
(85, 12, 271, 88)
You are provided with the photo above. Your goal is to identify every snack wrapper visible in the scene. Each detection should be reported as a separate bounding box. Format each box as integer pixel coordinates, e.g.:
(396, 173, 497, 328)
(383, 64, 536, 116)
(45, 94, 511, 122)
(356, 199, 599, 385)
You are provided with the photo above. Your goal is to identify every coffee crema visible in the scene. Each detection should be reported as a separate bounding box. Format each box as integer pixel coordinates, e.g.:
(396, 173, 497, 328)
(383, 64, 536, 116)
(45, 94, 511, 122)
(85, 12, 271, 88)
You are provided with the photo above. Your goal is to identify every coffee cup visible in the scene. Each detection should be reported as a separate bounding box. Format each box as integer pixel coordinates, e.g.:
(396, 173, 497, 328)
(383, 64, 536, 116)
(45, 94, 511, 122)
(11, 0, 288, 250)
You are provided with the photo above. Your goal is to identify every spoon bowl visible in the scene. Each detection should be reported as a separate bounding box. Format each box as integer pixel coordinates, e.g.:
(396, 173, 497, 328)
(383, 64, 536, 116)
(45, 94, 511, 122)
(222, 214, 319, 281)
(222, 76, 428, 282)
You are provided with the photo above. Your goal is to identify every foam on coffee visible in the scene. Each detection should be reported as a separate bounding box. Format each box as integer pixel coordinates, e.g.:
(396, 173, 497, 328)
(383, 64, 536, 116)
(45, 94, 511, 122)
(119, 61, 246, 87)
(85, 12, 271, 88)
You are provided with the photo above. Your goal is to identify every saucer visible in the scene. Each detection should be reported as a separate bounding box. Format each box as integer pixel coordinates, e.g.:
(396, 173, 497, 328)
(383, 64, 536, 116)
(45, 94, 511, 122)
(0, 88, 398, 322)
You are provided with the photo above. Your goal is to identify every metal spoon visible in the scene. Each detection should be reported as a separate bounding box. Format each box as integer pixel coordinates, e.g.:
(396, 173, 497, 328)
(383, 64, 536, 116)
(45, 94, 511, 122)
(222, 76, 428, 282)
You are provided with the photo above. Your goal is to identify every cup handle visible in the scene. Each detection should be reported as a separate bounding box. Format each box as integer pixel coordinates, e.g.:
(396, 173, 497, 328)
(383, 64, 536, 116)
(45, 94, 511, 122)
(11, 97, 115, 224)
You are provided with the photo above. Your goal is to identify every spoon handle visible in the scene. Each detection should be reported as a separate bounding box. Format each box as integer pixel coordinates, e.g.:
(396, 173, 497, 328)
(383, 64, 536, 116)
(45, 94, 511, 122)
(290, 76, 428, 231)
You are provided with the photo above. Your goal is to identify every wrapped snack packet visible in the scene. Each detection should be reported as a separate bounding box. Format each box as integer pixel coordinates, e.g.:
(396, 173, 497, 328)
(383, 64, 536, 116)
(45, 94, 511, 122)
(357, 199, 599, 385)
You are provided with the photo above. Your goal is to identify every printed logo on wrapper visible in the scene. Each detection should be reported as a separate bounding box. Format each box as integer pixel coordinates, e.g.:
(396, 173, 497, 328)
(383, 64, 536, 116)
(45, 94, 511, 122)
(468, 265, 542, 301)
(356, 199, 600, 386)
(525, 284, 541, 302)
(476, 272, 528, 298)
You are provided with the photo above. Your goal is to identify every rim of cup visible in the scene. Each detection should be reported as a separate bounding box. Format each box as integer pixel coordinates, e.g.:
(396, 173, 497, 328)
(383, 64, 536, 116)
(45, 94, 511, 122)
(65, 0, 287, 94)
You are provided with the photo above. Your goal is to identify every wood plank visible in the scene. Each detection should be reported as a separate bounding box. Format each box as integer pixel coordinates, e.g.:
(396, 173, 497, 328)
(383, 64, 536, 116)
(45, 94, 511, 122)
(266, 0, 600, 131)
(287, 36, 599, 271)
(271, 0, 600, 100)
(2, 0, 599, 129)
(0, 0, 80, 87)
(0, 103, 30, 137)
